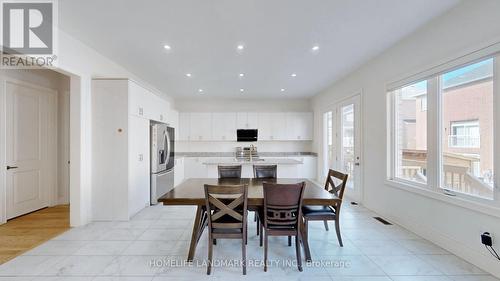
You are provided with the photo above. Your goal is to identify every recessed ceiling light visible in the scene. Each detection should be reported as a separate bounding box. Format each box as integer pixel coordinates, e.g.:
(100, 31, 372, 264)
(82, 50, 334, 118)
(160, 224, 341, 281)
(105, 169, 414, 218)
(198, 89, 204, 93)
(240, 89, 244, 92)
(312, 45, 320, 51)
(281, 88, 285, 92)
(186, 73, 192, 77)
(163, 44, 171, 50)
(237, 44, 244, 51)
(291, 73, 297, 77)
(239, 73, 245, 77)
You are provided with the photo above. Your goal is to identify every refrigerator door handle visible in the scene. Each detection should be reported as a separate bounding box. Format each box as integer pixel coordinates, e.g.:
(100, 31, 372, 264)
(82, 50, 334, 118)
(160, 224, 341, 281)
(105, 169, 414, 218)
(164, 130, 171, 167)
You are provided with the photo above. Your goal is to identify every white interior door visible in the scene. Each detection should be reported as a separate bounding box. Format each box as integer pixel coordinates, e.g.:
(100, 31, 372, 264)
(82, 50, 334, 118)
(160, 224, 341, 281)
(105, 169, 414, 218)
(323, 94, 362, 202)
(6, 81, 54, 219)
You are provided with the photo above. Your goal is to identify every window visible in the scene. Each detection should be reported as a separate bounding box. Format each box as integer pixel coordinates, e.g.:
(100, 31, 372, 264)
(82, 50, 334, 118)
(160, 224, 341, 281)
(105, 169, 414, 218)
(440, 59, 494, 199)
(393, 80, 428, 183)
(389, 56, 497, 203)
(449, 120, 480, 148)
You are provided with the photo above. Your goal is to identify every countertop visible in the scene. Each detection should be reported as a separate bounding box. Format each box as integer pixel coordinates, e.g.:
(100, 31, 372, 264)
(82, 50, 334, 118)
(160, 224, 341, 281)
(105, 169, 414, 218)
(176, 152, 317, 157)
(201, 158, 303, 165)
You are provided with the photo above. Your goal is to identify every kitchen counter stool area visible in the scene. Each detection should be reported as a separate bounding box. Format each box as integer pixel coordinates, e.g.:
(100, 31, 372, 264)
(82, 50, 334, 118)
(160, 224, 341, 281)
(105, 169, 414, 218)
(0, 203, 496, 280)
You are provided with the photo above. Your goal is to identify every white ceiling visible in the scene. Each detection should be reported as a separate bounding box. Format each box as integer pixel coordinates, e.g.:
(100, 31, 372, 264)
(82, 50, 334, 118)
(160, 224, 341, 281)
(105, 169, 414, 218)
(59, 0, 459, 99)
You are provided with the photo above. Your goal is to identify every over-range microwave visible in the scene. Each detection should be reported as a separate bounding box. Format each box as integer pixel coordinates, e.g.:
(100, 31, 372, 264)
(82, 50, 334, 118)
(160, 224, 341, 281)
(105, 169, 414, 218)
(237, 129, 258, 142)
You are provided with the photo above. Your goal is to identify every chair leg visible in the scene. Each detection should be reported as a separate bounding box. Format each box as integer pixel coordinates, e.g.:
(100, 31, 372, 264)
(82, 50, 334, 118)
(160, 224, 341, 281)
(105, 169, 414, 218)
(303, 219, 312, 262)
(254, 211, 257, 222)
(260, 223, 263, 247)
(264, 232, 268, 272)
(323, 220, 329, 231)
(242, 237, 247, 275)
(335, 219, 343, 247)
(295, 234, 303, 272)
(288, 236, 292, 246)
(207, 235, 213, 275)
(256, 217, 260, 236)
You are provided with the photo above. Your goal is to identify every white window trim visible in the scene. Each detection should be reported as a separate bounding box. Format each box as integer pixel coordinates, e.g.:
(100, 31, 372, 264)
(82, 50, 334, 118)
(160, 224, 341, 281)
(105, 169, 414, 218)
(387, 53, 500, 211)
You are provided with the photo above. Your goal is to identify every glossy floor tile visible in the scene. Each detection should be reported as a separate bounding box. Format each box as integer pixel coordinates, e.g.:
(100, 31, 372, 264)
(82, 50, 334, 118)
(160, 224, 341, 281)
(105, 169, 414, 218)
(0, 204, 498, 281)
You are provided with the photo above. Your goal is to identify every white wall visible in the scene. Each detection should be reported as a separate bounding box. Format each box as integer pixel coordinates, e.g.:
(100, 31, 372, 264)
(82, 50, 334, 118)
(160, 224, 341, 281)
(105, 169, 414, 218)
(312, 0, 500, 277)
(0, 69, 71, 209)
(175, 98, 313, 153)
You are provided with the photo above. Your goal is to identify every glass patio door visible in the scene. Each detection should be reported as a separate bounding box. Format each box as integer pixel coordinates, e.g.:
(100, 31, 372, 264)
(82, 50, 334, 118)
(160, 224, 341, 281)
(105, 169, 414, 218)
(323, 94, 362, 202)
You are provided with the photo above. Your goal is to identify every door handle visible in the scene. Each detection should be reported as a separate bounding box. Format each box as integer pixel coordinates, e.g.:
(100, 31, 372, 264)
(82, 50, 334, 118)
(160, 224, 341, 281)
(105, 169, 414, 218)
(354, 163, 360, 166)
(6, 166, 18, 170)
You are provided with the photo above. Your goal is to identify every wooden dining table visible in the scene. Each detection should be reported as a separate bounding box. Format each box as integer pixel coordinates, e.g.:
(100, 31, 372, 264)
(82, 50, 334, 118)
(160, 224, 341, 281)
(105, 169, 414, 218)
(158, 178, 340, 262)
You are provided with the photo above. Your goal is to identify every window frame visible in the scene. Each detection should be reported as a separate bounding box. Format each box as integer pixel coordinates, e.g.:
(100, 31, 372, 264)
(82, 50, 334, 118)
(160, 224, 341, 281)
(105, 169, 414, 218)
(387, 53, 500, 209)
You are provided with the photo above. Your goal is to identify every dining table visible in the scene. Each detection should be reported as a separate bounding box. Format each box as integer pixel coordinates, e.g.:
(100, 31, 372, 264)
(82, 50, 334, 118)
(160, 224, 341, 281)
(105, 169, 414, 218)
(158, 178, 341, 262)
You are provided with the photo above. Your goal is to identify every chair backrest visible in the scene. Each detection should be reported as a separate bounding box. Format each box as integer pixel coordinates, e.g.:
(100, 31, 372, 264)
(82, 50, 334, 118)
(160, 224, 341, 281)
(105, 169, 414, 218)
(218, 165, 242, 179)
(204, 184, 248, 231)
(263, 182, 305, 229)
(324, 169, 348, 200)
(253, 165, 277, 179)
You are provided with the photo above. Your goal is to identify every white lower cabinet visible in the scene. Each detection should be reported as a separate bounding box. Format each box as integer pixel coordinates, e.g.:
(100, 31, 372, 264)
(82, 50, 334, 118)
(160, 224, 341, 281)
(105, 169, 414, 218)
(184, 157, 209, 178)
(174, 157, 185, 187)
(183, 156, 317, 180)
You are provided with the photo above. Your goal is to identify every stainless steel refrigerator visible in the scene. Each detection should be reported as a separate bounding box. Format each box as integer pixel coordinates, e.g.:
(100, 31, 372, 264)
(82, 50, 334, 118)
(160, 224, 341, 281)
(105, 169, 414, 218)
(150, 122, 175, 205)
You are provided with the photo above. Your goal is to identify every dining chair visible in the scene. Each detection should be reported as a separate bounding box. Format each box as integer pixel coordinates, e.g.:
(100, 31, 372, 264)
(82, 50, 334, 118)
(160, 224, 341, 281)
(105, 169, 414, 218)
(259, 181, 306, 272)
(252, 165, 277, 236)
(218, 165, 242, 178)
(302, 169, 348, 247)
(253, 165, 277, 178)
(204, 184, 248, 275)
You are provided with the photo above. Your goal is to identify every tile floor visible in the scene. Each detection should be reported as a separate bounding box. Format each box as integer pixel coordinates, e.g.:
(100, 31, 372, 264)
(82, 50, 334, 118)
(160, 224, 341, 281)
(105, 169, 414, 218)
(0, 203, 498, 281)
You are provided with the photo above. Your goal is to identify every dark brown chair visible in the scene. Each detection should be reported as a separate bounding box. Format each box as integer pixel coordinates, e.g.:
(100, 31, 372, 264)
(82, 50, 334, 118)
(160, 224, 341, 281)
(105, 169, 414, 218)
(259, 182, 306, 272)
(204, 184, 248, 275)
(252, 165, 277, 236)
(218, 165, 242, 179)
(302, 169, 348, 247)
(253, 165, 277, 179)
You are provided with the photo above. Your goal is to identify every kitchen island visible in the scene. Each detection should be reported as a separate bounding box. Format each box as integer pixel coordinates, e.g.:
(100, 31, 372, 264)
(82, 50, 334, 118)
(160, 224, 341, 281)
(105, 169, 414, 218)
(202, 157, 304, 178)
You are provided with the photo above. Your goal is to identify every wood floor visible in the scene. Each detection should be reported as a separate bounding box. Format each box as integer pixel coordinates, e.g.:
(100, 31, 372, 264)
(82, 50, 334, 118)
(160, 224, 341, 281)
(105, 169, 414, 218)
(0, 205, 70, 265)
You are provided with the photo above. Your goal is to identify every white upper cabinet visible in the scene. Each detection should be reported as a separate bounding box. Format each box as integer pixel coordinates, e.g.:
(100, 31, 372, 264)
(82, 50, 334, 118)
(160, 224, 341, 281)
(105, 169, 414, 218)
(129, 81, 148, 118)
(286, 112, 313, 140)
(258, 112, 287, 140)
(128, 80, 173, 124)
(189, 113, 212, 141)
(247, 113, 259, 129)
(180, 111, 313, 141)
(212, 112, 237, 141)
(178, 112, 190, 141)
(236, 112, 259, 129)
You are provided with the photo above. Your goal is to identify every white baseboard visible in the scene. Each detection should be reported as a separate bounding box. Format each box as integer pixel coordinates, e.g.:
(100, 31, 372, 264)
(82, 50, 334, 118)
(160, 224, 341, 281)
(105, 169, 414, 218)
(367, 205, 500, 278)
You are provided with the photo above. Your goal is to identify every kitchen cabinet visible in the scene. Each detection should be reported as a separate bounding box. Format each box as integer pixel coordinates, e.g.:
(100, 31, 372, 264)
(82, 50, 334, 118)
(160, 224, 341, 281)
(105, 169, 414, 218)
(178, 112, 190, 141)
(286, 112, 313, 140)
(258, 112, 287, 140)
(212, 112, 237, 141)
(174, 157, 185, 187)
(128, 115, 151, 218)
(190, 113, 213, 141)
(129, 81, 171, 123)
(179, 111, 313, 141)
(91, 79, 174, 221)
(236, 112, 259, 129)
(184, 157, 208, 178)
